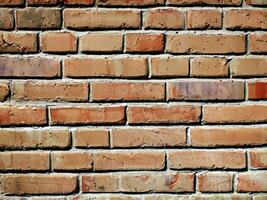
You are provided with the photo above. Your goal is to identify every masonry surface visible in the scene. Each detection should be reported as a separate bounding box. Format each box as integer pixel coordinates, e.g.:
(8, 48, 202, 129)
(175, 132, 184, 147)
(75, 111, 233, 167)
(0, 0, 267, 199)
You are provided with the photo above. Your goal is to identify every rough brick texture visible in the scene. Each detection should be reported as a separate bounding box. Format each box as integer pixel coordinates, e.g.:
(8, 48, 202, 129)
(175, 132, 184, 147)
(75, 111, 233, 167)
(0, 1, 266, 199)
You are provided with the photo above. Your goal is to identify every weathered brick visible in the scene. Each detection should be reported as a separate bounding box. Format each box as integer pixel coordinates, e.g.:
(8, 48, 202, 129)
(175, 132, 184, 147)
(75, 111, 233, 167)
(144, 8, 184, 29)
(96, 0, 164, 6)
(167, 0, 242, 5)
(12, 81, 88, 102)
(166, 34, 245, 54)
(64, 0, 94, 5)
(225, 9, 267, 30)
(91, 82, 165, 101)
(0, 0, 24, 6)
(150, 57, 189, 77)
(50, 106, 125, 125)
(144, 195, 250, 200)
(75, 128, 109, 148)
(64, 9, 141, 30)
(169, 150, 246, 169)
(80, 33, 123, 53)
(52, 152, 93, 171)
(246, 0, 267, 5)
(249, 33, 267, 53)
(187, 10, 222, 29)
(0, 82, 9, 101)
(237, 172, 267, 192)
(168, 81, 244, 101)
(0, 9, 14, 30)
(27, 0, 59, 5)
(0, 105, 46, 126)
(249, 150, 267, 169)
(94, 151, 165, 171)
(128, 105, 201, 124)
(0, 57, 60, 78)
(203, 104, 267, 124)
(0, 152, 49, 171)
(0, 32, 37, 53)
(0, 128, 71, 149)
(16, 8, 61, 29)
(112, 128, 186, 148)
(41, 32, 77, 53)
(248, 82, 267, 100)
(190, 127, 267, 147)
(64, 57, 147, 78)
(0, 174, 77, 195)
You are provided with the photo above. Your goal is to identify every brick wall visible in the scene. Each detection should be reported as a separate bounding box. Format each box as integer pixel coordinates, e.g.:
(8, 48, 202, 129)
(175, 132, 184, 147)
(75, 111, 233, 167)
(0, 0, 267, 199)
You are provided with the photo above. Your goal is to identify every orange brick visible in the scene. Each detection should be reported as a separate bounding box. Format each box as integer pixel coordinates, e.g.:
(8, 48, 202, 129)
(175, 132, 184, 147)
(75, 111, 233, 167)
(203, 104, 267, 124)
(0, 174, 77, 195)
(246, 0, 267, 5)
(41, 32, 77, 53)
(0, 32, 37, 53)
(225, 9, 267, 30)
(91, 82, 165, 101)
(150, 57, 189, 77)
(166, 34, 245, 54)
(96, 0, 164, 6)
(249, 33, 267, 53)
(0, 82, 9, 101)
(249, 150, 267, 169)
(0, 152, 49, 171)
(112, 128, 186, 147)
(64, 0, 94, 5)
(12, 81, 88, 102)
(168, 81, 244, 100)
(191, 57, 229, 77)
(0, 128, 71, 149)
(126, 33, 164, 53)
(75, 128, 109, 148)
(128, 105, 201, 124)
(144, 8, 184, 29)
(197, 172, 233, 192)
(0, 105, 46, 126)
(190, 127, 267, 147)
(248, 82, 267, 100)
(64, 9, 141, 29)
(52, 152, 93, 171)
(187, 10, 222, 29)
(94, 151, 165, 171)
(0, 9, 14, 30)
(167, 0, 242, 5)
(50, 106, 125, 125)
(0, 57, 60, 78)
(80, 33, 123, 53)
(237, 172, 267, 192)
(169, 150, 246, 169)
(64, 57, 147, 78)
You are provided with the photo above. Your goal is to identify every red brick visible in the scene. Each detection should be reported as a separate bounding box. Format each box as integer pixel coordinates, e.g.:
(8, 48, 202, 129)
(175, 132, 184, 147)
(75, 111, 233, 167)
(203, 104, 267, 124)
(0, 0, 24, 6)
(94, 151, 165, 171)
(64, 57, 147, 78)
(126, 33, 164, 53)
(0, 152, 49, 171)
(150, 57, 189, 77)
(169, 150, 246, 169)
(249, 33, 267, 53)
(12, 81, 88, 102)
(128, 105, 201, 124)
(96, 0, 164, 6)
(52, 152, 93, 171)
(121, 172, 194, 193)
(167, 0, 242, 5)
(166, 34, 245, 54)
(112, 128, 186, 148)
(248, 82, 267, 100)
(50, 106, 125, 125)
(144, 8, 184, 29)
(0, 105, 46, 126)
(0, 128, 71, 149)
(16, 8, 61, 29)
(64, 0, 94, 5)
(0, 57, 60, 78)
(27, 0, 59, 5)
(0, 82, 9, 101)
(197, 172, 233, 192)
(237, 172, 267, 192)
(246, 0, 267, 5)
(0, 32, 37, 53)
(168, 81, 244, 101)
(225, 9, 267, 30)
(80, 33, 123, 53)
(0, 174, 77, 195)
(249, 150, 267, 169)
(64, 9, 141, 30)
(91, 82, 165, 101)
(0, 9, 14, 30)
(41, 32, 77, 53)
(187, 10, 222, 29)
(75, 128, 109, 148)
(190, 127, 267, 147)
